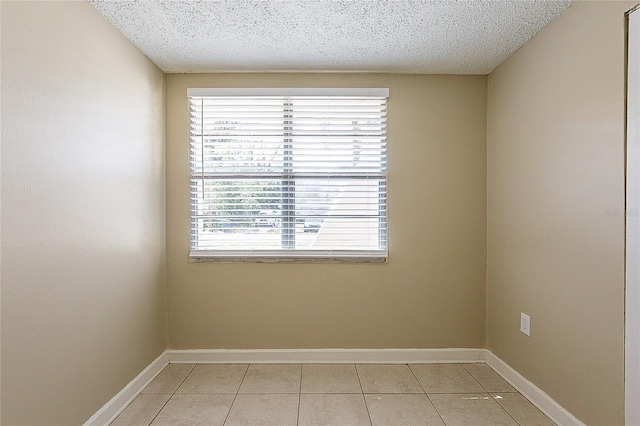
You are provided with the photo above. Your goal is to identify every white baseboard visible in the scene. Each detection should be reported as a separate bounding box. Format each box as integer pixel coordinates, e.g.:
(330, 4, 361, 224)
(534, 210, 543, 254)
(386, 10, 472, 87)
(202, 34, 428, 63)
(83, 351, 169, 426)
(84, 348, 583, 426)
(484, 349, 585, 426)
(167, 348, 485, 364)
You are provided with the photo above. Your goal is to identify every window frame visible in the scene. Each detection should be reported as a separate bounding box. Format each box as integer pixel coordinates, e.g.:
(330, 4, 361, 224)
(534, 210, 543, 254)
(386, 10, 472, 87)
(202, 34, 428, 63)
(187, 88, 389, 263)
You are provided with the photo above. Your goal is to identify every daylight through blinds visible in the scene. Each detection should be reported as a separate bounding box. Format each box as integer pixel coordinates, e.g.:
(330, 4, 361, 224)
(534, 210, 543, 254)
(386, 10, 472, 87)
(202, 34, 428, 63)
(188, 89, 388, 259)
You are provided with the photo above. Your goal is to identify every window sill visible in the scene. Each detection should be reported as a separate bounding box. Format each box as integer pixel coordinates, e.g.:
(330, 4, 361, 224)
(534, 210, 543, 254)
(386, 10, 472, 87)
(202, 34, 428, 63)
(189, 251, 387, 264)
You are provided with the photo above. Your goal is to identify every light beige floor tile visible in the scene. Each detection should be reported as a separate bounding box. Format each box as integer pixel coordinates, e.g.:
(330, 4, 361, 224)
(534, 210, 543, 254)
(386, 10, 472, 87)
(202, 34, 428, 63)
(298, 394, 371, 426)
(146, 394, 232, 426)
(463, 364, 516, 392)
(301, 364, 362, 393)
(429, 393, 518, 426)
(142, 364, 195, 394)
(149, 394, 233, 426)
(365, 394, 445, 426)
(224, 394, 299, 426)
(491, 393, 555, 426)
(175, 364, 248, 394)
(110, 393, 171, 426)
(238, 364, 301, 393)
(410, 364, 485, 393)
(356, 364, 423, 393)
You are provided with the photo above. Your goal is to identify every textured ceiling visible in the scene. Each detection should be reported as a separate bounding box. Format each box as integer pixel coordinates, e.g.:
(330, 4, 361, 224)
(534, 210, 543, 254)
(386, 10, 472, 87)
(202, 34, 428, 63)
(90, 0, 574, 74)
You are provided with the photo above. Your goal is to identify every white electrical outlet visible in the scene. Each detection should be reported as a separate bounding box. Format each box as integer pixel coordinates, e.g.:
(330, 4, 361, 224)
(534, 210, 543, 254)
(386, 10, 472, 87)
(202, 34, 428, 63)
(520, 312, 531, 336)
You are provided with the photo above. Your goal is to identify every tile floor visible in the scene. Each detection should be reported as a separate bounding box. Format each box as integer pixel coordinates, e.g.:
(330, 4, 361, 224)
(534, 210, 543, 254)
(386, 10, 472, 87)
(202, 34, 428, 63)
(110, 363, 556, 426)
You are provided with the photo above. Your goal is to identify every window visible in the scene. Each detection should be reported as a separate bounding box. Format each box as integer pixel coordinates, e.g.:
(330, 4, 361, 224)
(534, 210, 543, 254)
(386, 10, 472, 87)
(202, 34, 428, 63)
(188, 88, 388, 261)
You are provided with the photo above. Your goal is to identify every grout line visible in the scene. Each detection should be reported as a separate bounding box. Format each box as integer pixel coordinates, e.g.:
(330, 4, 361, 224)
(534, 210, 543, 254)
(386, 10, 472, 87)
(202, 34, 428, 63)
(354, 364, 366, 394)
(222, 364, 250, 426)
(425, 393, 446, 425)
(161, 392, 239, 395)
(359, 393, 373, 426)
(407, 364, 427, 395)
(229, 392, 302, 394)
(462, 364, 522, 426)
(354, 364, 374, 426)
(491, 394, 527, 426)
(175, 364, 197, 393)
(477, 364, 526, 426)
(145, 395, 172, 426)
(414, 390, 519, 394)
(492, 395, 522, 426)
(408, 364, 448, 425)
(146, 364, 196, 425)
(460, 362, 489, 391)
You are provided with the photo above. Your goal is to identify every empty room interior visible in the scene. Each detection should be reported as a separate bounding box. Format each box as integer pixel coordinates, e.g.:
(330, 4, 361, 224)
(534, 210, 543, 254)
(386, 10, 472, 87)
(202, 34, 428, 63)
(2, 0, 640, 425)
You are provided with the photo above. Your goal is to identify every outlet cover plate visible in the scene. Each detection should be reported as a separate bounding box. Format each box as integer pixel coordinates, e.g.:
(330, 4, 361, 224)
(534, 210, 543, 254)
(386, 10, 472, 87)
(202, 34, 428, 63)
(520, 312, 531, 336)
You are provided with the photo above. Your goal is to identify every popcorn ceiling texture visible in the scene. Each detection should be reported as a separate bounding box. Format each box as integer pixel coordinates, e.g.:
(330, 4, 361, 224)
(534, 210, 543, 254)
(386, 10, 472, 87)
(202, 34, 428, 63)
(90, 0, 574, 74)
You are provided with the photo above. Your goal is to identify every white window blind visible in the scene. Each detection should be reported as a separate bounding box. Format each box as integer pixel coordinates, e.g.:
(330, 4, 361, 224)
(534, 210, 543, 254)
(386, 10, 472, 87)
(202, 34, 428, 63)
(188, 88, 388, 261)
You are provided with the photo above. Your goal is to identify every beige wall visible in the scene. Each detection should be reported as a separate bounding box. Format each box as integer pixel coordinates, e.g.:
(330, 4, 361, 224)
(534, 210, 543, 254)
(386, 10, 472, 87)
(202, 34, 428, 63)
(1, 1, 166, 424)
(166, 73, 487, 350)
(486, 1, 636, 424)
